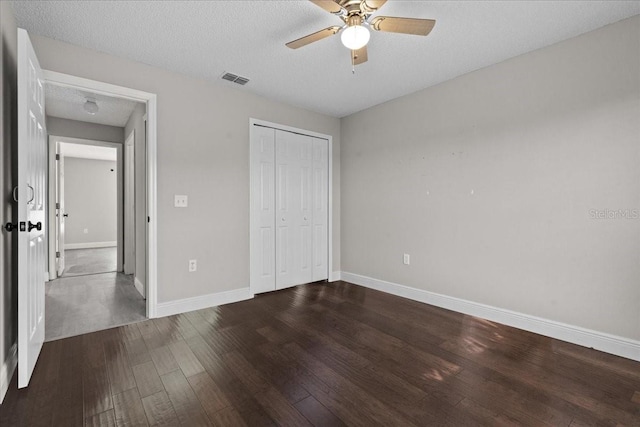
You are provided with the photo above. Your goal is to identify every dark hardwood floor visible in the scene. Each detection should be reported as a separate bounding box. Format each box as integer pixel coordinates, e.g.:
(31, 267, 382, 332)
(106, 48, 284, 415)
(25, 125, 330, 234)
(1, 281, 639, 426)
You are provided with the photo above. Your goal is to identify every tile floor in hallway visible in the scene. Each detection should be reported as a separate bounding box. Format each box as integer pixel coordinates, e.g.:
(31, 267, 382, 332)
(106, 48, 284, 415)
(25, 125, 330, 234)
(46, 272, 146, 341)
(46, 246, 145, 341)
(62, 247, 117, 277)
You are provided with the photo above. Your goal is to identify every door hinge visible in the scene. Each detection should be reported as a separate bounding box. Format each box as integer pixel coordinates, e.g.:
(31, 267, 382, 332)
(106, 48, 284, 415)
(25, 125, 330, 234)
(55, 202, 60, 209)
(147, 216, 150, 223)
(55, 154, 60, 160)
(56, 251, 60, 258)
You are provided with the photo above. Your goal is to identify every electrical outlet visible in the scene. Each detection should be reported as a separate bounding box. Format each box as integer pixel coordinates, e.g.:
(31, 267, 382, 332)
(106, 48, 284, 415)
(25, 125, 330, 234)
(174, 195, 188, 208)
(188, 259, 197, 272)
(403, 254, 410, 265)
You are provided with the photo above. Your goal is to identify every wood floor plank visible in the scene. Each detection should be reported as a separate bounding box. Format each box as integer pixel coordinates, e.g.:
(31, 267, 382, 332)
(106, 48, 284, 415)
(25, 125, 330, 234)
(104, 340, 137, 395)
(254, 387, 312, 427)
(112, 388, 149, 427)
(85, 409, 116, 427)
(118, 323, 143, 342)
(140, 391, 179, 427)
(52, 336, 84, 425)
(132, 361, 165, 398)
(160, 369, 212, 426)
(222, 351, 270, 394)
(283, 342, 417, 426)
(149, 345, 180, 376)
(83, 362, 113, 418)
(208, 406, 247, 427)
(294, 395, 346, 427)
(125, 337, 152, 367)
(4, 281, 640, 427)
(185, 336, 279, 425)
(136, 320, 160, 337)
(187, 371, 232, 418)
(169, 339, 205, 377)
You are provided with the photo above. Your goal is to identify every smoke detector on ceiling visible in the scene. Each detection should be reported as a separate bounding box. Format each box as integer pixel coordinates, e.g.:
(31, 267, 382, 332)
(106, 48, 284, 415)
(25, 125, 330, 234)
(83, 97, 99, 115)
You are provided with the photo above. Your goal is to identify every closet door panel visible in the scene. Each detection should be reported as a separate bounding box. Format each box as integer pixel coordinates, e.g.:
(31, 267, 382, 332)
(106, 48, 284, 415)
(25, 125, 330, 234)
(250, 126, 276, 293)
(312, 138, 329, 281)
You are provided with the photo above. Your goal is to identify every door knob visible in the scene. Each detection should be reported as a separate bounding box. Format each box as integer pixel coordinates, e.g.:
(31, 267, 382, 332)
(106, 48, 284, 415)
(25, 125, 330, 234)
(63, 213, 69, 217)
(4, 222, 26, 232)
(28, 221, 42, 232)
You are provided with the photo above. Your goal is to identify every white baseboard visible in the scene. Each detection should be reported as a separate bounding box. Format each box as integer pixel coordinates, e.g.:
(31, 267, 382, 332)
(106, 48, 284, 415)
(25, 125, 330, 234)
(65, 241, 117, 250)
(329, 271, 342, 282)
(1, 343, 17, 404)
(134, 277, 145, 298)
(340, 272, 640, 362)
(156, 287, 253, 318)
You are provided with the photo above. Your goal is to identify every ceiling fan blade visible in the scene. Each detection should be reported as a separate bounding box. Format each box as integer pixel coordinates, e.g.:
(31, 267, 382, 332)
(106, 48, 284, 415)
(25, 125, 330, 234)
(286, 26, 341, 49)
(362, 0, 387, 11)
(352, 46, 368, 65)
(310, 0, 343, 14)
(371, 16, 436, 36)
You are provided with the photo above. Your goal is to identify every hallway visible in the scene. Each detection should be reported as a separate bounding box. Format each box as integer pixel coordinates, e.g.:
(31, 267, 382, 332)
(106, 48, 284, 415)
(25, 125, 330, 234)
(62, 247, 117, 277)
(45, 272, 146, 341)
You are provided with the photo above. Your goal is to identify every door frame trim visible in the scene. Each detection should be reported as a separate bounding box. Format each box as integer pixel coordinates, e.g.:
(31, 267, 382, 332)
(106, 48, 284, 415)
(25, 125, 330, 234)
(43, 70, 159, 318)
(47, 136, 123, 279)
(124, 130, 135, 275)
(249, 118, 335, 296)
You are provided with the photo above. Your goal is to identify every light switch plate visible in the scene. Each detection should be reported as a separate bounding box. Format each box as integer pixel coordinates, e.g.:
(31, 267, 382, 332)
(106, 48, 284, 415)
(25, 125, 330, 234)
(174, 195, 188, 208)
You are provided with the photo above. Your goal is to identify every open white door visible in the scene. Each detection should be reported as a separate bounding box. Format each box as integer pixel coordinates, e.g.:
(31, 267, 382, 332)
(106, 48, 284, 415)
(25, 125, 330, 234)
(124, 131, 135, 275)
(56, 147, 65, 276)
(17, 28, 47, 388)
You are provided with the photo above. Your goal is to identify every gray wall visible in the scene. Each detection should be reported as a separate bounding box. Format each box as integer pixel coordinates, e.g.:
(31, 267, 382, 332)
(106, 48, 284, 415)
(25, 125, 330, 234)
(64, 157, 117, 246)
(0, 0, 18, 401)
(341, 16, 640, 341)
(30, 34, 342, 303)
(47, 116, 124, 143)
(124, 103, 146, 286)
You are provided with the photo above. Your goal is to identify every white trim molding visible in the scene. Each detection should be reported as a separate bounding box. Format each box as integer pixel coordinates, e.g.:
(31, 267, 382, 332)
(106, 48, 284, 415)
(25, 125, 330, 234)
(134, 277, 145, 298)
(1, 344, 18, 404)
(156, 288, 253, 318)
(65, 241, 117, 250)
(329, 271, 341, 282)
(341, 272, 640, 362)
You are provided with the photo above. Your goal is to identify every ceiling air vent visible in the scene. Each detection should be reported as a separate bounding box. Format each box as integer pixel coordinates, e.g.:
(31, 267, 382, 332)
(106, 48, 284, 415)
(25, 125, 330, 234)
(221, 72, 250, 85)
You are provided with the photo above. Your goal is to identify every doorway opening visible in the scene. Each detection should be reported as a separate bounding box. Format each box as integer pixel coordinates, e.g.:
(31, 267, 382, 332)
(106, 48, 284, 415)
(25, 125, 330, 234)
(40, 73, 157, 341)
(50, 138, 121, 278)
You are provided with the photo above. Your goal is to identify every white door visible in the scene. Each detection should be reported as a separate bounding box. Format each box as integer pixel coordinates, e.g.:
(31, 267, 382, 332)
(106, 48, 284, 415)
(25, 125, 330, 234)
(124, 131, 135, 275)
(250, 126, 276, 293)
(56, 148, 65, 276)
(250, 124, 329, 294)
(312, 138, 329, 282)
(17, 28, 47, 388)
(275, 130, 313, 290)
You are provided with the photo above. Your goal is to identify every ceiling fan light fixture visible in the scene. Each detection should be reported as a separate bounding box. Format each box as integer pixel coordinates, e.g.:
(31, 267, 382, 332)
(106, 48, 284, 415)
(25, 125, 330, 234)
(83, 97, 98, 115)
(341, 24, 370, 50)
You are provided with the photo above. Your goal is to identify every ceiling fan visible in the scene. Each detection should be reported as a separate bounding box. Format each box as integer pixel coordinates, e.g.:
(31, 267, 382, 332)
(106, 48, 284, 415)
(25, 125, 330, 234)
(286, 0, 436, 69)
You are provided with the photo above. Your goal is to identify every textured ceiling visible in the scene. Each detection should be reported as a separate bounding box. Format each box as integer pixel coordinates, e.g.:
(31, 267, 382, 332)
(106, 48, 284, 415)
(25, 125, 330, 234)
(45, 83, 141, 127)
(13, 1, 640, 118)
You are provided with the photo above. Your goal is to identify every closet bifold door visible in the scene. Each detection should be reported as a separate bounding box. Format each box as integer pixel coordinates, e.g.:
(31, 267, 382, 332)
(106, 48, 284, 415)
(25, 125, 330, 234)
(250, 126, 276, 294)
(275, 130, 313, 290)
(312, 137, 329, 282)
